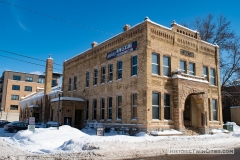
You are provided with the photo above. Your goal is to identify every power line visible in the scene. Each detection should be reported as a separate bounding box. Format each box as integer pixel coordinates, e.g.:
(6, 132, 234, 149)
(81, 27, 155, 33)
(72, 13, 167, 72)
(0, 54, 62, 71)
(0, 0, 113, 35)
(0, 50, 62, 66)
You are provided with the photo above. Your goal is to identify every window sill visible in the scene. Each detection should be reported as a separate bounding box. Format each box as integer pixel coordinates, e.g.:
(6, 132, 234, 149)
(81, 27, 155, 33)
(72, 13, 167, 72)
(163, 76, 171, 79)
(131, 75, 137, 78)
(73, 90, 77, 91)
(101, 83, 105, 85)
(152, 119, 161, 121)
(116, 119, 122, 122)
(100, 119, 104, 122)
(108, 81, 113, 83)
(116, 78, 122, 81)
(152, 74, 160, 77)
(131, 119, 137, 121)
(164, 119, 173, 122)
(93, 85, 97, 87)
(107, 119, 112, 122)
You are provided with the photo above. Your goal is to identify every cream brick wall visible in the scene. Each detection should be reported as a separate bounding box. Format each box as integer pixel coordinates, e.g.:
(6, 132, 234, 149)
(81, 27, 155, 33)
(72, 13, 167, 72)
(62, 20, 222, 133)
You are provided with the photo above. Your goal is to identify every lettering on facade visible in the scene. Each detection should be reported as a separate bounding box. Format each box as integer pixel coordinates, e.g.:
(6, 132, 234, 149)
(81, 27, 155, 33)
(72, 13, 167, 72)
(180, 49, 194, 57)
(106, 41, 137, 60)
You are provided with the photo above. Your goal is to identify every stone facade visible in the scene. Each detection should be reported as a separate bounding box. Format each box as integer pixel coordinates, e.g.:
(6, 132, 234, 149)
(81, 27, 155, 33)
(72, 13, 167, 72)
(62, 18, 222, 133)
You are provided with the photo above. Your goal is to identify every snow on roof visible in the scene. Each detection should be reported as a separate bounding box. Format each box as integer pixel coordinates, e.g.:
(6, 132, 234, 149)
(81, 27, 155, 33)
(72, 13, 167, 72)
(4, 70, 44, 76)
(201, 40, 218, 47)
(230, 106, 240, 109)
(28, 104, 40, 108)
(19, 85, 62, 109)
(171, 21, 197, 33)
(172, 73, 209, 84)
(51, 97, 84, 102)
(21, 92, 37, 100)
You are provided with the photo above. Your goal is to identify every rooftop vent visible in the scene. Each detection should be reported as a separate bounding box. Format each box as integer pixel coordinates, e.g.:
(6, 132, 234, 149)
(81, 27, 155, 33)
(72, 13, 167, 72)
(91, 41, 98, 48)
(123, 24, 130, 31)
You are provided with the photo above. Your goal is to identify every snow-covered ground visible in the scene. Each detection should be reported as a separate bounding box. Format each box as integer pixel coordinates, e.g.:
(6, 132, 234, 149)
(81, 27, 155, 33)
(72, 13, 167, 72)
(0, 122, 240, 159)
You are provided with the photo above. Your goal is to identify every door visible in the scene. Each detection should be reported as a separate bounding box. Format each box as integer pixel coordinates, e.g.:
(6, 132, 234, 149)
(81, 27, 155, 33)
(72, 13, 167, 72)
(64, 117, 72, 126)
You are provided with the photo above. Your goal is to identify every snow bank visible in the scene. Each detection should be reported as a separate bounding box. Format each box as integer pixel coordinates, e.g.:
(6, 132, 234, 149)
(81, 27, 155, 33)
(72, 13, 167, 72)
(4, 125, 89, 153)
(1, 123, 240, 159)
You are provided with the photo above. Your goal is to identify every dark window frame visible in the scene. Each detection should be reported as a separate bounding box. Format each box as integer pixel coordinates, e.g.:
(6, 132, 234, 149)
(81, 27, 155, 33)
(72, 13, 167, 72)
(163, 56, 171, 77)
(131, 55, 138, 76)
(117, 61, 122, 79)
(152, 53, 159, 75)
(152, 92, 160, 119)
(24, 86, 32, 92)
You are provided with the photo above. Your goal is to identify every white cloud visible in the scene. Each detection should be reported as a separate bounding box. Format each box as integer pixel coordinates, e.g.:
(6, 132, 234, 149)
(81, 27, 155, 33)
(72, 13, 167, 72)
(16, 20, 29, 31)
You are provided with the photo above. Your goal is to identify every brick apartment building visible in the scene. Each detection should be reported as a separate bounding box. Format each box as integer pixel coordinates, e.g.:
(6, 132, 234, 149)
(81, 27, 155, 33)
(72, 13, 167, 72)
(0, 69, 61, 121)
(60, 17, 222, 134)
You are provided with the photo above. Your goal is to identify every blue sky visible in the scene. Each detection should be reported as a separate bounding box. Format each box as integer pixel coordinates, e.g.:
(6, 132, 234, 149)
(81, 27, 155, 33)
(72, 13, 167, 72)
(0, 0, 240, 75)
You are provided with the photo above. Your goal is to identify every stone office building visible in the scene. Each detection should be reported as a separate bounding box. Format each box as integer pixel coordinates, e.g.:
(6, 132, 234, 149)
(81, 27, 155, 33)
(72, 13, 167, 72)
(63, 17, 222, 133)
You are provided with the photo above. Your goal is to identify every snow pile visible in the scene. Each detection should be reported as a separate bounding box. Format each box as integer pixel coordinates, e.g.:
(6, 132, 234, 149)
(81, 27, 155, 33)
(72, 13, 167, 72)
(1, 123, 240, 159)
(210, 128, 229, 134)
(226, 122, 240, 137)
(150, 129, 183, 136)
(4, 126, 89, 153)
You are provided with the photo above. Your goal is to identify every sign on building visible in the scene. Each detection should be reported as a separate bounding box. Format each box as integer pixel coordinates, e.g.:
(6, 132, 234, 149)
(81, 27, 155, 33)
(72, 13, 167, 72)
(106, 41, 137, 60)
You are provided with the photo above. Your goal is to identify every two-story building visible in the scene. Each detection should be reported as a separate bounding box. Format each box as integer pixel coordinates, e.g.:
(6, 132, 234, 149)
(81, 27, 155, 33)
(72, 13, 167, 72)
(56, 17, 222, 134)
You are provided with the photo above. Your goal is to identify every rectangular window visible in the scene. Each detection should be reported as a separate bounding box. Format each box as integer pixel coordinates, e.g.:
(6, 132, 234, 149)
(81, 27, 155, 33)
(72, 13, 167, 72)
(37, 78, 45, 83)
(68, 78, 72, 91)
(86, 100, 89, 120)
(12, 85, 20, 90)
(10, 105, 18, 110)
(74, 76, 77, 90)
(101, 98, 105, 120)
(11, 94, 19, 100)
(92, 99, 97, 120)
(210, 68, 216, 85)
(203, 66, 208, 80)
(108, 64, 113, 82)
(164, 94, 171, 120)
(108, 97, 112, 119)
(163, 56, 171, 76)
(24, 86, 32, 92)
(212, 99, 217, 120)
(152, 53, 159, 75)
(131, 56, 138, 76)
(132, 93, 137, 119)
(13, 75, 21, 81)
(117, 61, 122, 79)
(117, 96, 122, 120)
(86, 72, 90, 87)
(101, 66, 106, 84)
(180, 60, 186, 73)
(25, 77, 33, 82)
(189, 62, 195, 75)
(52, 80, 57, 87)
(94, 69, 98, 85)
(152, 92, 159, 119)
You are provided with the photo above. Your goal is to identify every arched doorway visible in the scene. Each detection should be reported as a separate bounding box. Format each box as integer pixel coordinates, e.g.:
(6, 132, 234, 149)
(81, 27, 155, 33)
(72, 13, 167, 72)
(183, 93, 205, 128)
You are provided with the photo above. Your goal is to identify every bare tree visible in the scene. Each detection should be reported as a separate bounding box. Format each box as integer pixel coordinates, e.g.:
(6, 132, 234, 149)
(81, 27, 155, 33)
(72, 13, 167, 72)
(191, 14, 239, 88)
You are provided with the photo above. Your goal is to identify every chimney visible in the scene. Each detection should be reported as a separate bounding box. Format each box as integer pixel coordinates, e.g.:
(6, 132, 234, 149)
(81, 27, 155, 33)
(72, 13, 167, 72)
(44, 55, 53, 95)
(123, 24, 130, 31)
(91, 41, 98, 48)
